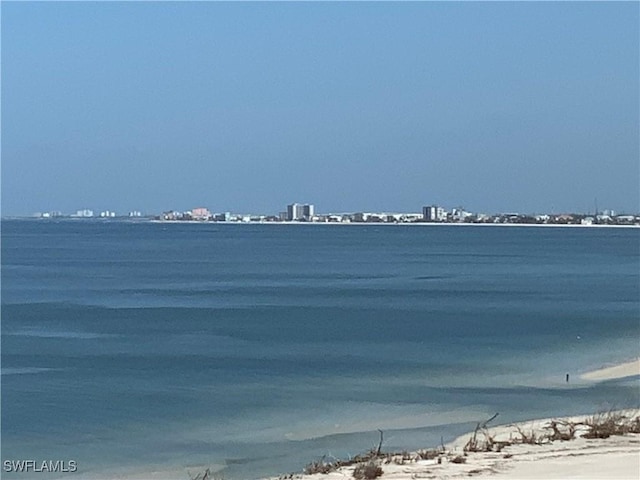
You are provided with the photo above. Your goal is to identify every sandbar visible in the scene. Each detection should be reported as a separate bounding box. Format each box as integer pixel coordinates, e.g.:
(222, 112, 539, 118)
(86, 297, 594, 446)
(581, 358, 640, 381)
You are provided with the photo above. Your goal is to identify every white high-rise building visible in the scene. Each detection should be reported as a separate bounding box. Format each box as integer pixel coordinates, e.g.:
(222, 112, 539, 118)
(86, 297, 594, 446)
(303, 204, 314, 218)
(287, 203, 314, 221)
(423, 205, 447, 222)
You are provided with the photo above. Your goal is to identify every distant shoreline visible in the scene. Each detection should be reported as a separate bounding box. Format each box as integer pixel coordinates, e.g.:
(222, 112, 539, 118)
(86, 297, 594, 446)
(3, 216, 640, 228)
(4, 217, 640, 228)
(152, 220, 639, 228)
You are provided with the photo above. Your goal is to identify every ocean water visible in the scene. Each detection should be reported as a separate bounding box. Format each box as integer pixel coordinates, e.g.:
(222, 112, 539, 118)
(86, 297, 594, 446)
(1, 220, 639, 479)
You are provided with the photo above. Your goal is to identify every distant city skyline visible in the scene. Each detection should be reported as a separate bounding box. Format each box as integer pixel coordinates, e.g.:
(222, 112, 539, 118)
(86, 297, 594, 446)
(23, 200, 635, 220)
(22, 200, 639, 226)
(2, 2, 638, 216)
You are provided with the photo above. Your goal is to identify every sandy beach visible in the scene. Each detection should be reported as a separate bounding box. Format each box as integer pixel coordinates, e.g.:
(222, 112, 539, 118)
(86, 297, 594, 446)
(265, 358, 640, 480)
(266, 412, 640, 480)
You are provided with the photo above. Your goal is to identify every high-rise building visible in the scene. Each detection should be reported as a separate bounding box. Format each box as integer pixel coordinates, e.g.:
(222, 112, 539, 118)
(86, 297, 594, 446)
(286, 203, 298, 221)
(287, 203, 313, 221)
(303, 204, 314, 218)
(423, 205, 446, 222)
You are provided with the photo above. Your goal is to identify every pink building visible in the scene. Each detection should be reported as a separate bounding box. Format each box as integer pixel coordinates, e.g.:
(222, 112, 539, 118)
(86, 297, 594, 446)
(191, 207, 211, 220)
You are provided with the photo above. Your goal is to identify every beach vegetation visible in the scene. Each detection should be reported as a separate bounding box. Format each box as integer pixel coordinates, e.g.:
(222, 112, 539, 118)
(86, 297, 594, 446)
(514, 425, 543, 445)
(294, 410, 640, 479)
(303, 457, 334, 475)
(352, 461, 383, 480)
(302, 429, 404, 476)
(463, 412, 500, 452)
(417, 449, 440, 460)
(461, 409, 640, 458)
(583, 409, 640, 439)
(545, 420, 577, 441)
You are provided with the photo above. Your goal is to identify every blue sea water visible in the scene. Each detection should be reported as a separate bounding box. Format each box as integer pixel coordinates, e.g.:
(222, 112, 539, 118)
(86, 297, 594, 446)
(1, 220, 639, 479)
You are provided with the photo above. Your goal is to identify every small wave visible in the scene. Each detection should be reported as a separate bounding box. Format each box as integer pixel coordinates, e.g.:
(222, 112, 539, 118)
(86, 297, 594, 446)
(1, 367, 58, 376)
(5, 329, 114, 339)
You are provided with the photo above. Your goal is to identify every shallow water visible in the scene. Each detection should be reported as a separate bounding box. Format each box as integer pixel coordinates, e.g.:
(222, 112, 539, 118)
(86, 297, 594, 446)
(2, 220, 639, 479)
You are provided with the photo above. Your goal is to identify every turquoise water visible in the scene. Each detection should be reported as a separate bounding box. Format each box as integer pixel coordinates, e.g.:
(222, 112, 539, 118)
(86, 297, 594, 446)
(2, 220, 639, 479)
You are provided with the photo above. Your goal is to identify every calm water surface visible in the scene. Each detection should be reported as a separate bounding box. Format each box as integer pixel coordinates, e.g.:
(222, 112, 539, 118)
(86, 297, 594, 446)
(2, 220, 639, 479)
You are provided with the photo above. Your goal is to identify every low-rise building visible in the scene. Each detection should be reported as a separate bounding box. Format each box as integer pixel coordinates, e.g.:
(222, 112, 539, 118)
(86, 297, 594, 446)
(74, 209, 94, 218)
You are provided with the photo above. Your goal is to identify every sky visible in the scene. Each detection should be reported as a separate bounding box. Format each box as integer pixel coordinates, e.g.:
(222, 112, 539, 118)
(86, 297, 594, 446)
(2, 1, 638, 216)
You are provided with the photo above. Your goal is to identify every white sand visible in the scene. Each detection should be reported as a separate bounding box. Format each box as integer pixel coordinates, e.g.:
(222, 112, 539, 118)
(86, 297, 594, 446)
(267, 359, 640, 479)
(271, 411, 640, 480)
(581, 358, 640, 381)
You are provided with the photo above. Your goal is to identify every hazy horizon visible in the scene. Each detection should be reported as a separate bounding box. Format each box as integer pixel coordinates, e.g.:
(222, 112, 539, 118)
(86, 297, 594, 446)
(2, 2, 639, 216)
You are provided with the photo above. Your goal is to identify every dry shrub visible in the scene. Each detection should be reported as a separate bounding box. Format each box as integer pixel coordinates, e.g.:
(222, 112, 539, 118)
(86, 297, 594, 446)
(464, 413, 499, 452)
(629, 416, 640, 433)
(352, 462, 383, 480)
(545, 420, 577, 441)
(450, 455, 466, 464)
(303, 436, 387, 477)
(515, 425, 542, 445)
(303, 458, 333, 475)
(417, 449, 439, 460)
(388, 451, 413, 465)
(464, 426, 496, 452)
(583, 410, 639, 439)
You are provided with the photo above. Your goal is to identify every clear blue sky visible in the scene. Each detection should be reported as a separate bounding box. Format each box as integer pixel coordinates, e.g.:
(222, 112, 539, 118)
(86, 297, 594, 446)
(2, 1, 638, 216)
